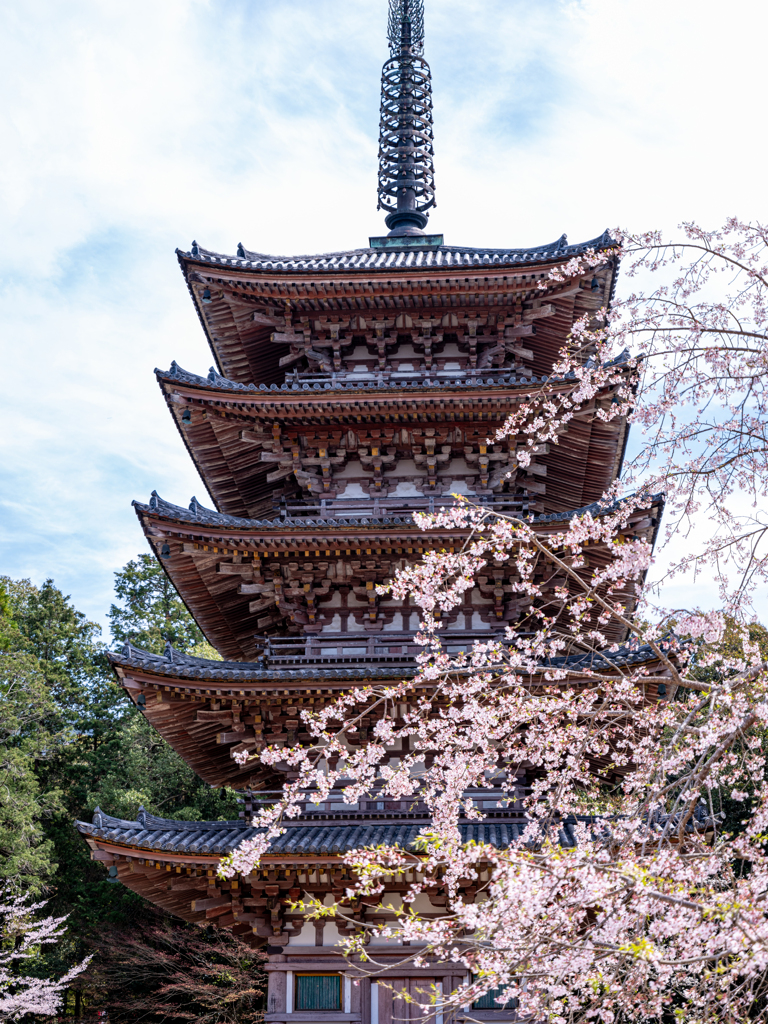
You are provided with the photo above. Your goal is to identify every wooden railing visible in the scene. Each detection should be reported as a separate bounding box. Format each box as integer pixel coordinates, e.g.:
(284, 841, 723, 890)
(273, 493, 535, 519)
(239, 786, 529, 820)
(256, 631, 509, 670)
(283, 365, 535, 387)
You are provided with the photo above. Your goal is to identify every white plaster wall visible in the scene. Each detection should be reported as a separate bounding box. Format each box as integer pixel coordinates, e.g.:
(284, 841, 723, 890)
(330, 463, 361, 479)
(391, 480, 421, 496)
(334, 481, 367, 497)
(406, 893, 436, 913)
(391, 459, 419, 478)
(288, 920, 316, 946)
(382, 893, 404, 911)
(446, 479, 471, 494)
(444, 457, 471, 477)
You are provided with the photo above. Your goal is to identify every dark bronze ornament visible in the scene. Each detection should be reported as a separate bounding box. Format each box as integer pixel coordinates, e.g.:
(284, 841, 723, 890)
(377, 0, 436, 237)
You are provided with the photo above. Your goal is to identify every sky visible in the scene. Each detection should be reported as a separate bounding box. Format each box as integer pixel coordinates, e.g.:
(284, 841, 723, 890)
(1, 0, 766, 635)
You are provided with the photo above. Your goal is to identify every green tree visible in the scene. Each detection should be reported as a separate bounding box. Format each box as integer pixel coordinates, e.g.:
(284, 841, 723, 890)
(108, 554, 207, 654)
(2, 577, 117, 738)
(0, 581, 63, 889)
(13, 565, 238, 933)
(0, 581, 17, 652)
(0, 577, 118, 899)
(0, 562, 248, 1018)
(0, 651, 59, 890)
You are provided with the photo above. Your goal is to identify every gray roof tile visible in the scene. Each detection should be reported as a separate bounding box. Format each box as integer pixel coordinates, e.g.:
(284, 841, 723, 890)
(180, 232, 616, 274)
(135, 472, 649, 538)
(156, 355, 633, 399)
(76, 802, 721, 861)
(109, 628, 668, 685)
(74, 808, 589, 858)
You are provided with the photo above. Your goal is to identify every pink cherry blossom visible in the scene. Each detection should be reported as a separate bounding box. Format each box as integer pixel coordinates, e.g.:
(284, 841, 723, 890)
(219, 220, 768, 1023)
(0, 889, 90, 1021)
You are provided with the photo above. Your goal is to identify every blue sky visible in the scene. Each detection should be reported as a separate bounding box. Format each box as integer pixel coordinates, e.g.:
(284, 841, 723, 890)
(1, 0, 766, 634)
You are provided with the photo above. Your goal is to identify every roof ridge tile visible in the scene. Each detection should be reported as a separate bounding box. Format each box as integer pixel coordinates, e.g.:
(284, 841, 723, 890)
(81, 812, 719, 858)
(175, 231, 617, 273)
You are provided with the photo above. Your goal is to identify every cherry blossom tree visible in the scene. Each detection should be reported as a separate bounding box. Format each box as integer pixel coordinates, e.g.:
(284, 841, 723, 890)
(0, 889, 89, 1021)
(562, 218, 768, 613)
(223, 220, 768, 1023)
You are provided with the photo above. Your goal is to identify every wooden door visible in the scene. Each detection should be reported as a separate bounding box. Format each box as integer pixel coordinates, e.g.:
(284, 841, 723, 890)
(377, 978, 438, 1024)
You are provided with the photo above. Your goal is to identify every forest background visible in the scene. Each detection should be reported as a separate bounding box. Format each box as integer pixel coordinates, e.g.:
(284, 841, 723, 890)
(0, 558, 266, 1022)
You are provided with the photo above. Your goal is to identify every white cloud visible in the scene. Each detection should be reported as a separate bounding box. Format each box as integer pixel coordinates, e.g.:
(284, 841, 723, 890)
(0, 0, 765, 629)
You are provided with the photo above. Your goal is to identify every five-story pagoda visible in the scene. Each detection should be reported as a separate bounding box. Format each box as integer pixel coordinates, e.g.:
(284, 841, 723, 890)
(77, 3, 662, 1021)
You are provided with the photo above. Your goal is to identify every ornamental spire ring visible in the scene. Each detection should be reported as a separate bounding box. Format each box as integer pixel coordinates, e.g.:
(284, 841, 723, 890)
(377, 0, 436, 237)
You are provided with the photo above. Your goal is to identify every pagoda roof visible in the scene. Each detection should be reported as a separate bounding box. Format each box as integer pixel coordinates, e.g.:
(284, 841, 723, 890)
(75, 786, 714, 939)
(107, 631, 669, 791)
(111, 634, 671, 686)
(110, 636, 421, 683)
(159, 352, 631, 397)
(134, 491, 661, 660)
(156, 358, 632, 519)
(77, 783, 713, 861)
(76, 806, 576, 858)
(179, 231, 617, 275)
(139, 488, 648, 535)
(74, 805, 584, 935)
(79, 808, 578, 944)
(176, 233, 620, 388)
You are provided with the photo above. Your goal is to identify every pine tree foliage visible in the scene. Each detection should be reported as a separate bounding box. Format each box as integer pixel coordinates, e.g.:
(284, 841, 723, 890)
(0, 561, 259, 1020)
(109, 555, 207, 654)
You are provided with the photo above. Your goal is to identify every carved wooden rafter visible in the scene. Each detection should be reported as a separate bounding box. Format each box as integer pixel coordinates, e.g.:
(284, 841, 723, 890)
(261, 300, 562, 377)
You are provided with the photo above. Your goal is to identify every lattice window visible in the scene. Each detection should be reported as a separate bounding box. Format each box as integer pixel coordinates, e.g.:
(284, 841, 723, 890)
(472, 984, 517, 1010)
(295, 974, 342, 1011)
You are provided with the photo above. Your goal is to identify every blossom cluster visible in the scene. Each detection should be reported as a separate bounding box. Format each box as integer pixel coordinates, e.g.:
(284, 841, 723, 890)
(218, 220, 768, 1023)
(0, 890, 90, 1021)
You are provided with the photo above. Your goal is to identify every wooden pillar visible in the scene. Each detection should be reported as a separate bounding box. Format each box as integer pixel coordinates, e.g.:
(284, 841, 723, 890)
(268, 967, 286, 1014)
(362, 977, 372, 1024)
(350, 975, 362, 1016)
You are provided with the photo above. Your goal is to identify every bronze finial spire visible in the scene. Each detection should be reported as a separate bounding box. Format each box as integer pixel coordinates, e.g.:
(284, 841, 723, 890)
(377, 0, 436, 238)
